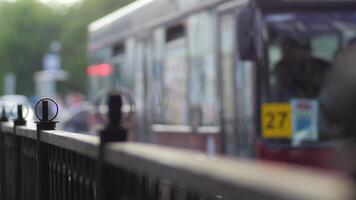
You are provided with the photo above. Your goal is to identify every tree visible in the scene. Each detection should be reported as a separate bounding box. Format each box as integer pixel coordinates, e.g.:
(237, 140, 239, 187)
(58, 0, 134, 94)
(0, 0, 61, 95)
(0, 0, 134, 96)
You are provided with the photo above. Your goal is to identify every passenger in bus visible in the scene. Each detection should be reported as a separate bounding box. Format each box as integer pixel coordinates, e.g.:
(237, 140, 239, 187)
(319, 37, 356, 175)
(274, 38, 330, 101)
(319, 39, 356, 139)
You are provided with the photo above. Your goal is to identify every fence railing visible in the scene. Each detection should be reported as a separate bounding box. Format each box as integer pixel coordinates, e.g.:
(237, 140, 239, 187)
(0, 122, 355, 200)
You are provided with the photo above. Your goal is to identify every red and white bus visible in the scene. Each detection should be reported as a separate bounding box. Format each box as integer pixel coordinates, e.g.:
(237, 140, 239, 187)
(88, 0, 356, 169)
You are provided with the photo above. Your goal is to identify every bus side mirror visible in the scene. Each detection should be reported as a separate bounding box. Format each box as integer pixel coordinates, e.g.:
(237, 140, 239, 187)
(237, 9, 255, 60)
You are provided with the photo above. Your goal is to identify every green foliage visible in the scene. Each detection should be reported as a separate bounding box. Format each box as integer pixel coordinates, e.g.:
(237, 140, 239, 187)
(57, 0, 134, 94)
(0, 0, 61, 95)
(0, 0, 134, 96)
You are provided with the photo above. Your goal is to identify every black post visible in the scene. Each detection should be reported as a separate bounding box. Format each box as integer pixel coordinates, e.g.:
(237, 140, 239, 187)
(0, 106, 8, 200)
(97, 91, 128, 200)
(35, 98, 59, 200)
(14, 105, 26, 200)
(0, 106, 8, 122)
(101, 92, 127, 142)
(14, 105, 26, 127)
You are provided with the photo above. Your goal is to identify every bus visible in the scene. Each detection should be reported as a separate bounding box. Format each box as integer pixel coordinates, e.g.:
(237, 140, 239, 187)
(88, 0, 356, 169)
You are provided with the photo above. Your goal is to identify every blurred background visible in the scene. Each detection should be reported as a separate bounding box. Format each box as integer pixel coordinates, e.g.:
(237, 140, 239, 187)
(0, 0, 134, 133)
(0, 0, 132, 96)
(1, 0, 356, 175)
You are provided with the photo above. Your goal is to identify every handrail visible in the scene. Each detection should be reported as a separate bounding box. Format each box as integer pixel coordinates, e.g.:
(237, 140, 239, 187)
(105, 143, 354, 200)
(0, 122, 355, 200)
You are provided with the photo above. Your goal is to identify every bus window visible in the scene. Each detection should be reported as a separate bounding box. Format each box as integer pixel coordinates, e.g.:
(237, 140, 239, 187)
(124, 38, 136, 93)
(264, 12, 356, 143)
(311, 35, 339, 62)
(218, 12, 237, 154)
(112, 42, 124, 57)
(150, 28, 165, 124)
(187, 11, 218, 127)
(166, 24, 185, 42)
(267, 22, 336, 101)
(163, 23, 188, 125)
(88, 48, 112, 100)
(111, 42, 125, 88)
(268, 36, 335, 101)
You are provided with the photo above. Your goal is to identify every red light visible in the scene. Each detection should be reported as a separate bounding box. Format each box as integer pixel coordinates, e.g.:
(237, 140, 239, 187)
(87, 65, 97, 76)
(86, 63, 113, 77)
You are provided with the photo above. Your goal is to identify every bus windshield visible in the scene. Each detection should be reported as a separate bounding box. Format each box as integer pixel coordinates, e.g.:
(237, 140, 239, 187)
(265, 12, 356, 143)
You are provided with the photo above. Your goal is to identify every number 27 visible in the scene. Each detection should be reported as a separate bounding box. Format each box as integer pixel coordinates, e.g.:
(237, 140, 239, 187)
(266, 112, 288, 129)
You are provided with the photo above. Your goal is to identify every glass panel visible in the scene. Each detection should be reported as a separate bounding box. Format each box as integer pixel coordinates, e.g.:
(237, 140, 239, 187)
(221, 13, 235, 124)
(236, 61, 255, 156)
(311, 35, 338, 61)
(163, 38, 188, 125)
(88, 48, 112, 100)
(90, 48, 110, 64)
(134, 39, 151, 141)
(151, 28, 166, 123)
(264, 12, 356, 144)
(187, 11, 218, 126)
(219, 13, 237, 154)
(112, 52, 125, 87)
(124, 38, 136, 92)
(134, 41, 145, 114)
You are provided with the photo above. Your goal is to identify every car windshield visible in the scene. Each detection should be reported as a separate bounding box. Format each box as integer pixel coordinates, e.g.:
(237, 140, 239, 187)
(264, 12, 356, 143)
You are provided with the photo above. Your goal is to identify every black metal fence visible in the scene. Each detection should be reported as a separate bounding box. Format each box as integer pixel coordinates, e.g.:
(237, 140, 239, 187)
(0, 122, 354, 200)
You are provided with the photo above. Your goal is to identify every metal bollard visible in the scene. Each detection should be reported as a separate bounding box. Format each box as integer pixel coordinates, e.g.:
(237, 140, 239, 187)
(100, 91, 128, 143)
(14, 105, 26, 126)
(98, 91, 128, 200)
(0, 106, 8, 122)
(34, 98, 59, 200)
(0, 106, 7, 199)
(35, 98, 59, 130)
(11, 104, 27, 200)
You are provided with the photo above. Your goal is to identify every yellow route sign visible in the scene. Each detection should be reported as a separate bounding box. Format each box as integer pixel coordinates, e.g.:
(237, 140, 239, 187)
(261, 103, 292, 139)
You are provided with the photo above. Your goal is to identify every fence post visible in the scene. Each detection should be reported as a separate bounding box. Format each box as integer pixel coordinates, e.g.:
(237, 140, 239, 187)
(35, 98, 59, 200)
(0, 106, 8, 200)
(0, 106, 8, 122)
(97, 91, 128, 200)
(13, 105, 27, 200)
